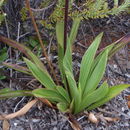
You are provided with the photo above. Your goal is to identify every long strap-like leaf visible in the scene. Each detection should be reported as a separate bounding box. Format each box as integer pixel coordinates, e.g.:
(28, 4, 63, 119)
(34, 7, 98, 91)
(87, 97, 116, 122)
(32, 88, 68, 103)
(63, 38, 81, 113)
(87, 84, 130, 110)
(0, 90, 32, 99)
(78, 33, 103, 94)
(78, 81, 109, 114)
(83, 49, 108, 96)
(24, 58, 56, 89)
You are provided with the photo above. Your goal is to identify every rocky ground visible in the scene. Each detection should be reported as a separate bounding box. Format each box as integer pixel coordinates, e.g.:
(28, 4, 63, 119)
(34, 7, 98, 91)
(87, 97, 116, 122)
(0, 0, 130, 129)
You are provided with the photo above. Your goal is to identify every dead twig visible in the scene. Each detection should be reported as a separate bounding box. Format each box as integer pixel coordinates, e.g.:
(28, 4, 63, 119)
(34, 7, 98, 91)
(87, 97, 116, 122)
(31, 1, 56, 12)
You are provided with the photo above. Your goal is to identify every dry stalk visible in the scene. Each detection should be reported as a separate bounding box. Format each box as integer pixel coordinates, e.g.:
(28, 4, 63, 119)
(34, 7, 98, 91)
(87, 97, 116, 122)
(25, 0, 59, 85)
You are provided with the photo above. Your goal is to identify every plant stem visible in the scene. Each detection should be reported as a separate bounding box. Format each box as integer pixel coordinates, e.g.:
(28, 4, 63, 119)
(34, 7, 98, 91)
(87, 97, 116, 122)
(63, 0, 71, 96)
(25, 0, 59, 85)
(64, 0, 69, 54)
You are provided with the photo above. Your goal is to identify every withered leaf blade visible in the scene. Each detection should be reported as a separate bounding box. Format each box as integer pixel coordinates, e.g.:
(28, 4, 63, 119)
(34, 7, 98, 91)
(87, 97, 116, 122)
(3, 120, 10, 130)
(88, 112, 99, 124)
(3, 62, 31, 75)
(0, 99, 38, 120)
(127, 101, 130, 108)
(103, 116, 120, 122)
(68, 114, 82, 130)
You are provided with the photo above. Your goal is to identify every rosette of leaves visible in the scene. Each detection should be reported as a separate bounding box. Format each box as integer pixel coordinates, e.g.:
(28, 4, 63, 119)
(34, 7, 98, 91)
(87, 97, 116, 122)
(0, 18, 130, 114)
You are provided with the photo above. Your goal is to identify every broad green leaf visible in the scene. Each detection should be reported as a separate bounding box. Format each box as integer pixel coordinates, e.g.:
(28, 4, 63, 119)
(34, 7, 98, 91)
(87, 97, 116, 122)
(57, 102, 69, 112)
(91, 35, 130, 74)
(32, 88, 67, 103)
(56, 22, 67, 87)
(56, 21, 64, 48)
(56, 86, 70, 103)
(57, 45, 67, 87)
(87, 84, 130, 110)
(65, 71, 81, 114)
(79, 33, 103, 94)
(69, 18, 80, 45)
(78, 81, 109, 113)
(0, 90, 32, 99)
(89, 35, 130, 78)
(83, 49, 108, 95)
(61, 38, 73, 90)
(90, 44, 114, 73)
(63, 37, 81, 113)
(24, 58, 56, 89)
(63, 38, 72, 73)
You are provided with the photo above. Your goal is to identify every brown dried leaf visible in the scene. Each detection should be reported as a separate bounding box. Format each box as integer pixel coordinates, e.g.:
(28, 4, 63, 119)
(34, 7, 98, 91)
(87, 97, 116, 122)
(103, 117, 120, 122)
(38, 98, 53, 108)
(127, 101, 130, 108)
(0, 99, 38, 120)
(88, 112, 99, 124)
(3, 120, 10, 130)
(68, 114, 82, 130)
(126, 95, 130, 100)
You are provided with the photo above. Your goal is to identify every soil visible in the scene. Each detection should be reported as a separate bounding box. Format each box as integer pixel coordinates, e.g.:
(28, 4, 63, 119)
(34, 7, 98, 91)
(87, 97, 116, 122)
(0, 0, 130, 130)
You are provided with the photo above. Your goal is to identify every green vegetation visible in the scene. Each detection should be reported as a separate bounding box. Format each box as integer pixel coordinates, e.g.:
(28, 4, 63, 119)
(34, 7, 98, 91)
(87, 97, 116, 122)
(0, 47, 7, 80)
(0, 0, 130, 115)
(0, 0, 6, 25)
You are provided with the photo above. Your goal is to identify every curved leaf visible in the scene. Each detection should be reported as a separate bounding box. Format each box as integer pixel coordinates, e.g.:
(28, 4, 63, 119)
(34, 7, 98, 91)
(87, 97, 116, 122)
(56, 21, 67, 87)
(78, 81, 109, 113)
(56, 86, 70, 103)
(78, 33, 103, 94)
(83, 49, 108, 96)
(56, 21, 64, 48)
(57, 102, 69, 113)
(63, 38, 81, 113)
(32, 88, 67, 103)
(87, 84, 130, 110)
(69, 18, 80, 45)
(24, 58, 56, 89)
(65, 71, 81, 114)
(0, 90, 32, 99)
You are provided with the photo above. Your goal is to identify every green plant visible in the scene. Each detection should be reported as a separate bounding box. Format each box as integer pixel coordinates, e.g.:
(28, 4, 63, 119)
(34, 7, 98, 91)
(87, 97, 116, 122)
(0, 20, 130, 114)
(0, 0, 6, 25)
(0, 47, 7, 80)
(0, 0, 130, 116)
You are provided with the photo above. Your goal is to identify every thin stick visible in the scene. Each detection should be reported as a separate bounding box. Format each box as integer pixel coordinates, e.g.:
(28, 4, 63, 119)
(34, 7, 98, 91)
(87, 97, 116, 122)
(25, 0, 59, 85)
(64, 0, 69, 54)
(63, 0, 71, 96)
